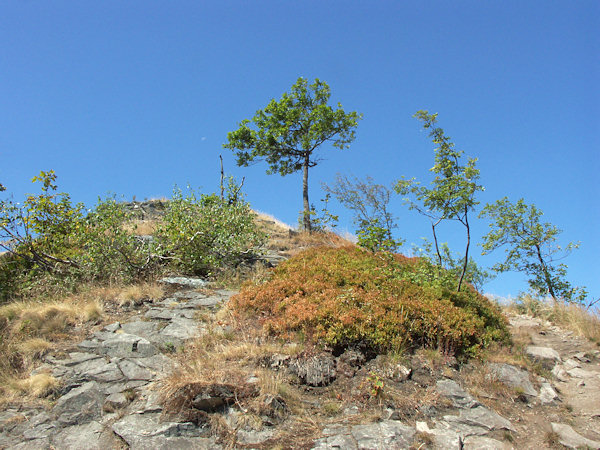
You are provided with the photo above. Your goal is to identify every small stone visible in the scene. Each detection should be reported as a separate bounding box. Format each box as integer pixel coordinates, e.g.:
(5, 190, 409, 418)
(103, 392, 129, 412)
(436, 379, 479, 408)
(564, 358, 581, 370)
(573, 352, 591, 363)
(566, 367, 595, 379)
(552, 364, 570, 382)
(415, 421, 430, 432)
(103, 322, 121, 332)
(539, 382, 559, 404)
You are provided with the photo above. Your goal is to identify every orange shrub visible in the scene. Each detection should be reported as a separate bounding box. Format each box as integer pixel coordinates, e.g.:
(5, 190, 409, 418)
(231, 246, 509, 358)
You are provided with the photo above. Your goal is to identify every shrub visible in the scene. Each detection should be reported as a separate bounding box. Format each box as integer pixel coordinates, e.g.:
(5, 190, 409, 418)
(231, 246, 509, 358)
(155, 186, 266, 276)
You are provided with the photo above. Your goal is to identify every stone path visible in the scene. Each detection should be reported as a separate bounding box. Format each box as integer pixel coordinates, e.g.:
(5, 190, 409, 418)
(0, 278, 234, 450)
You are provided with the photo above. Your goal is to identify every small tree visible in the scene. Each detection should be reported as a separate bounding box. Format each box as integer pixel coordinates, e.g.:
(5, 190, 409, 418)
(224, 77, 361, 232)
(395, 111, 483, 292)
(479, 197, 586, 303)
(323, 174, 402, 252)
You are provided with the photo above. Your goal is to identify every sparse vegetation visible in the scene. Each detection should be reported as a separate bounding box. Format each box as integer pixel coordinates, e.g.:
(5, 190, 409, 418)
(508, 294, 600, 343)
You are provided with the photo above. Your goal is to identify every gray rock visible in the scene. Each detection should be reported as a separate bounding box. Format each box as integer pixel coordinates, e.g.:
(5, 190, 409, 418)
(463, 435, 514, 449)
(551, 422, 600, 449)
(566, 367, 596, 379)
(429, 429, 462, 449)
(487, 363, 537, 397)
(159, 277, 207, 288)
(9, 438, 51, 449)
(62, 352, 104, 367)
(313, 433, 358, 449)
(118, 359, 154, 381)
(236, 429, 274, 445)
(552, 364, 570, 382)
(564, 358, 581, 370)
(103, 322, 121, 332)
(539, 382, 559, 404)
(573, 352, 591, 363)
(54, 381, 105, 426)
(22, 422, 56, 441)
(103, 392, 129, 412)
(288, 353, 336, 386)
(112, 412, 205, 447)
(120, 320, 161, 339)
(442, 405, 515, 435)
(144, 308, 195, 320)
(526, 346, 561, 368)
(102, 379, 148, 395)
(87, 361, 124, 383)
(160, 318, 199, 341)
(436, 379, 479, 408)
(51, 421, 104, 449)
(351, 420, 416, 449)
(101, 334, 159, 358)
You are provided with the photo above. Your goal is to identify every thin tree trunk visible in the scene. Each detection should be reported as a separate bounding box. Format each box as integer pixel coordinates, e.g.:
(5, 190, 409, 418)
(431, 218, 443, 274)
(219, 155, 224, 201)
(302, 154, 312, 232)
(457, 207, 470, 292)
(536, 244, 557, 301)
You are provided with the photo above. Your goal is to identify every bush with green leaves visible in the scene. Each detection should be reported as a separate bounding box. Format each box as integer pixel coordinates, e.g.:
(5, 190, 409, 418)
(0, 171, 266, 300)
(78, 196, 155, 283)
(155, 186, 266, 276)
(408, 239, 494, 292)
(356, 218, 402, 253)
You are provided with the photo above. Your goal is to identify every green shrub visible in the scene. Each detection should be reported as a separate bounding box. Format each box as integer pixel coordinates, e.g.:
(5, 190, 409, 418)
(231, 246, 509, 358)
(1, 171, 266, 299)
(154, 186, 266, 276)
(78, 196, 154, 283)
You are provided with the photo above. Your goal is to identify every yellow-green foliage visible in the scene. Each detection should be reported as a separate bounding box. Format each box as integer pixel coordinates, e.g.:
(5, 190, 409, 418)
(232, 246, 509, 357)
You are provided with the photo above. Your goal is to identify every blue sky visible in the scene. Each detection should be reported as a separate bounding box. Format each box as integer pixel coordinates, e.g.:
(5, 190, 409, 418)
(1, 1, 598, 300)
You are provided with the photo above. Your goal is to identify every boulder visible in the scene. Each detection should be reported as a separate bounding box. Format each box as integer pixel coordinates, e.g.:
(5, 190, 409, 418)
(526, 346, 561, 369)
(53, 381, 105, 426)
(487, 363, 537, 398)
(436, 379, 479, 409)
(288, 353, 336, 386)
(551, 423, 600, 449)
(351, 420, 416, 449)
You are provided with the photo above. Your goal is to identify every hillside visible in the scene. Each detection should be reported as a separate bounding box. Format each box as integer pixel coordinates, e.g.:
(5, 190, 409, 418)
(0, 209, 599, 449)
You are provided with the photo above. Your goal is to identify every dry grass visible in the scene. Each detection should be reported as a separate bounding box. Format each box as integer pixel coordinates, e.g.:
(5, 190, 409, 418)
(124, 219, 160, 236)
(0, 281, 164, 405)
(507, 295, 600, 344)
(9, 373, 59, 398)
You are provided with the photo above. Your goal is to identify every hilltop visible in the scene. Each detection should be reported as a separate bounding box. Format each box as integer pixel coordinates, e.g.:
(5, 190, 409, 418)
(0, 202, 599, 449)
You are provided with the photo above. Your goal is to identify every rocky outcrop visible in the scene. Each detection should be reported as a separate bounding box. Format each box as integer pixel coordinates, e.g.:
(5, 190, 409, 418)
(0, 277, 232, 449)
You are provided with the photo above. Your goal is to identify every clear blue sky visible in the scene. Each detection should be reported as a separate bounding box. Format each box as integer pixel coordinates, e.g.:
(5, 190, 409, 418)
(1, 1, 598, 301)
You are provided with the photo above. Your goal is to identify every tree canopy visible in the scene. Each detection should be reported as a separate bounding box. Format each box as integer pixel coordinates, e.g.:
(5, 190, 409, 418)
(395, 111, 483, 291)
(479, 197, 586, 303)
(223, 77, 361, 231)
